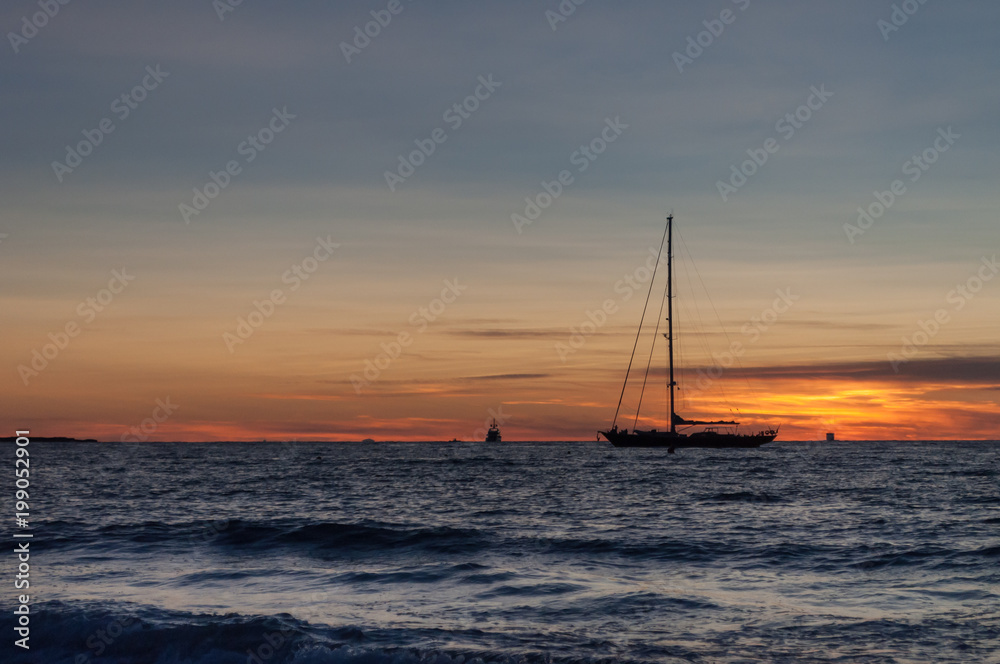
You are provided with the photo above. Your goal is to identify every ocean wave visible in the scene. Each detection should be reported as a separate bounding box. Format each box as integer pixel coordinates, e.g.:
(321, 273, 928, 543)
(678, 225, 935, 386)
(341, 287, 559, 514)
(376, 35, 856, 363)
(10, 599, 994, 664)
(475, 581, 586, 598)
(41, 518, 733, 562)
(258, 521, 487, 554)
(0, 602, 639, 664)
(40, 516, 989, 573)
(36, 519, 490, 557)
(852, 545, 968, 571)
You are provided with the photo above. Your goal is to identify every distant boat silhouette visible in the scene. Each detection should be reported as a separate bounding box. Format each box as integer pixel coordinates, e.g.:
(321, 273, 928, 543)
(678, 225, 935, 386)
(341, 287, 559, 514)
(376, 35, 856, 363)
(485, 419, 502, 442)
(600, 215, 778, 452)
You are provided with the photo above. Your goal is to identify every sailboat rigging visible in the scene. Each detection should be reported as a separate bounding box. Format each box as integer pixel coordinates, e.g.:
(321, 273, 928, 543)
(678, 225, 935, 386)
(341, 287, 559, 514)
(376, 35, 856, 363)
(600, 214, 778, 451)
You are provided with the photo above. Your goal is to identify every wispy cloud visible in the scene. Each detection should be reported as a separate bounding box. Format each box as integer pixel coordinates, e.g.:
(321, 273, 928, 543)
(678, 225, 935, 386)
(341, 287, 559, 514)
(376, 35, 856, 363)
(718, 357, 1000, 384)
(446, 329, 564, 339)
(459, 373, 550, 381)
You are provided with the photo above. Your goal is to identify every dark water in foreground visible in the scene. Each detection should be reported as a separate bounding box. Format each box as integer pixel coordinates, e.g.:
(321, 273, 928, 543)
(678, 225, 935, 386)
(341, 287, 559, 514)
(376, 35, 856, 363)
(5, 440, 999, 663)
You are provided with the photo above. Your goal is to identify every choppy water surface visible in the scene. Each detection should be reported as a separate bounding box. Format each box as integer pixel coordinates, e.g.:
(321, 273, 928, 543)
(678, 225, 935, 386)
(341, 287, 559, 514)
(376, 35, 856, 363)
(7, 441, 999, 663)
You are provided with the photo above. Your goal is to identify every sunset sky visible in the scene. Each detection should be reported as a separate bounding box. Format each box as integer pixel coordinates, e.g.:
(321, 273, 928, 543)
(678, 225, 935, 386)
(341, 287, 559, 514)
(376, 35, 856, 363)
(2, 0, 998, 441)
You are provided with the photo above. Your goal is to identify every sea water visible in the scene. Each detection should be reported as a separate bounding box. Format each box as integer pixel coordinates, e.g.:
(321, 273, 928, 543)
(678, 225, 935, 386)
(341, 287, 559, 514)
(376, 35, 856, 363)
(4, 440, 998, 663)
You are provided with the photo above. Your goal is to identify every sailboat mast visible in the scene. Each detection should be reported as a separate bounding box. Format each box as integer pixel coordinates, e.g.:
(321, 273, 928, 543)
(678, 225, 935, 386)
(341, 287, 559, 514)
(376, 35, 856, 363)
(667, 215, 676, 434)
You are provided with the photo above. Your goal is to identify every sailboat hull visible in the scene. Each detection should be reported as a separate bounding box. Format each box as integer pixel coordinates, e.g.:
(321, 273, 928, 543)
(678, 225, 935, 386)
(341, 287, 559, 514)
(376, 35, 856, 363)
(600, 429, 776, 450)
